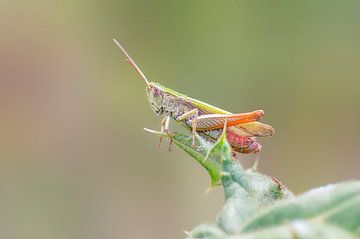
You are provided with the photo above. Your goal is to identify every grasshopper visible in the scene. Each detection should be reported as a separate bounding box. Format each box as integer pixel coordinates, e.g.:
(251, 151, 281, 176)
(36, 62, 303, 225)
(113, 39, 274, 155)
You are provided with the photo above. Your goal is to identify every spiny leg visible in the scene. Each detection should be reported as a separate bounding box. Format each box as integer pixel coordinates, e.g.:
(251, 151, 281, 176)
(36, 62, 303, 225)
(163, 115, 174, 151)
(190, 110, 262, 147)
(158, 115, 168, 147)
(190, 111, 263, 148)
(191, 114, 199, 147)
(177, 108, 199, 147)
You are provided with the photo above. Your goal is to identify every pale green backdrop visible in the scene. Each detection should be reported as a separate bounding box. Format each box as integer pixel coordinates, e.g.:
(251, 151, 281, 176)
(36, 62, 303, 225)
(0, 1, 359, 238)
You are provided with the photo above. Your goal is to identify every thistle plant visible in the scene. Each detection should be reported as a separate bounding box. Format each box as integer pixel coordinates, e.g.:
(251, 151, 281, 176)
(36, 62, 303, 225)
(146, 128, 360, 239)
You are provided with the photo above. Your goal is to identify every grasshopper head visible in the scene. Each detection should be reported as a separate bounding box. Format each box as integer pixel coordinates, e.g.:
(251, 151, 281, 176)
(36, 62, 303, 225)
(146, 82, 167, 116)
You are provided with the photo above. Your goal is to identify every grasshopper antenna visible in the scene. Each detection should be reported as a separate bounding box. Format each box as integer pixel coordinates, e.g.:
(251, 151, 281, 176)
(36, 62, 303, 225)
(113, 38, 150, 88)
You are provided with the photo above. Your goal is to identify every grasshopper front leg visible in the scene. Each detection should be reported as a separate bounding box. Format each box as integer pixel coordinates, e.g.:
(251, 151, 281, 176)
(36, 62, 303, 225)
(163, 114, 174, 151)
(158, 114, 172, 148)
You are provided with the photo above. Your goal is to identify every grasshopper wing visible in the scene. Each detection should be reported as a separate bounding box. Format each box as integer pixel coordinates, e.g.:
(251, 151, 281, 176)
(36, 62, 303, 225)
(230, 122, 274, 137)
(186, 98, 274, 137)
(195, 110, 264, 131)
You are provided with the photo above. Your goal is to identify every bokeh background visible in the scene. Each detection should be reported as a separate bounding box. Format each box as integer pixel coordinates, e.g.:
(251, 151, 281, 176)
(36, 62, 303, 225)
(1, 0, 360, 238)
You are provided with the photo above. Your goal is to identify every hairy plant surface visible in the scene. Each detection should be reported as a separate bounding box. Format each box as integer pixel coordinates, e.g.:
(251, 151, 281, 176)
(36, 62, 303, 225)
(145, 129, 360, 239)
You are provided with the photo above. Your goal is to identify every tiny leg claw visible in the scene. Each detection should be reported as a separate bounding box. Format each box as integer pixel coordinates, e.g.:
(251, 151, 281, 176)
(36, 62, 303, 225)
(191, 134, 196, 147)
(157, 136, 163, 148)
(168, 138, 173, 152)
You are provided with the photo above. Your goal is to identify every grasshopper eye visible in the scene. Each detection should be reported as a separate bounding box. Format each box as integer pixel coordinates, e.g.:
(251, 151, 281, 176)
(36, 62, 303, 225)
(151, 87, 161, 96)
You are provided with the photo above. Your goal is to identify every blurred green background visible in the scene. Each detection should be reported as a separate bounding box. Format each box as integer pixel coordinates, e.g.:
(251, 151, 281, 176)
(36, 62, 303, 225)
(1, 0, 360, 238)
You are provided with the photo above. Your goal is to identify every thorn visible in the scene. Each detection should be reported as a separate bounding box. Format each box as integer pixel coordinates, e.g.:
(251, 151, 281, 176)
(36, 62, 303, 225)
(202, 150, 210, 163)
(205, 187, 212, 195)
(144, 128, 168, 136)
(220, 171, 231, 177)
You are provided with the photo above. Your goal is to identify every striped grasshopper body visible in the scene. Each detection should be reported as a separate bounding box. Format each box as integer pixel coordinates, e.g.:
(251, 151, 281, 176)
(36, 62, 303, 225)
(114, 39, 274, 154)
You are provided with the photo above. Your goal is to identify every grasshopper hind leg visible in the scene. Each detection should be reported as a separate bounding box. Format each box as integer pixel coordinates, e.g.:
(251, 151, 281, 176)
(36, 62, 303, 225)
(231, 150, 240, 160)
(231, 150, 246, 163)
(251, 155, 260, 171)
(231, 149, 260, 171)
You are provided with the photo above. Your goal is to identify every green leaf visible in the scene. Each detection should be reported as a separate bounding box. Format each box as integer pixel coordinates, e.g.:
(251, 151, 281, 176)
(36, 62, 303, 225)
(144, 128, 360, 238)
(233, 182, 360, 239)
(240, 181, 360, 234)
(144, 128, 225, 187)
(186, 181, 360, 239)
